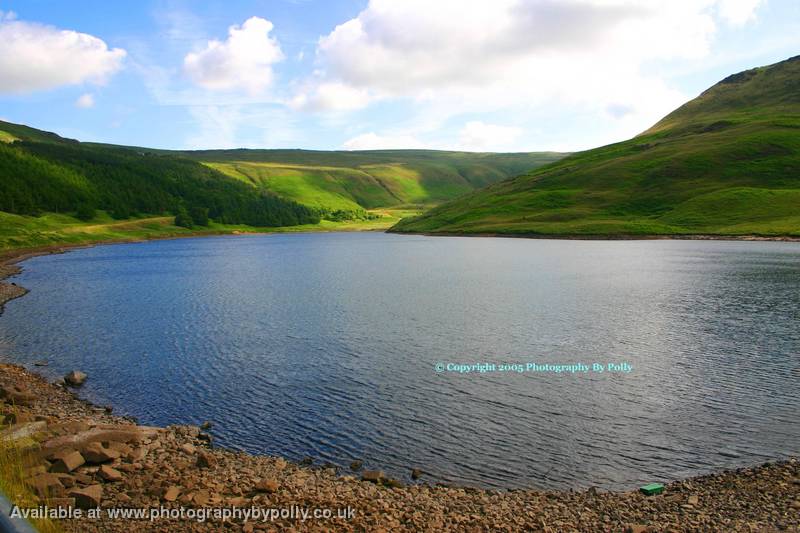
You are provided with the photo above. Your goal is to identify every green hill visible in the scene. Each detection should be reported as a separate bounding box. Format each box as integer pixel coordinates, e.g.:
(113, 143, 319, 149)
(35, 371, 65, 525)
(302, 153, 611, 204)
(180, 149, 564, 218)
(392, 55, 800, 237)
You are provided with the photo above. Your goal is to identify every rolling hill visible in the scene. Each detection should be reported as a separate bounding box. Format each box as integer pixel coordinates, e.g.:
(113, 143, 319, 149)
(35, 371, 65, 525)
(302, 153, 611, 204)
(177, 149, 564, 217)
(392, 55, 800, 237)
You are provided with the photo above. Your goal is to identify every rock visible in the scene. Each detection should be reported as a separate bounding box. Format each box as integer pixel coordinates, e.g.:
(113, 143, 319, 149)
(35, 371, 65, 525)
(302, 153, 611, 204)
(180, 443, 196, 455)
(200, 421, 212, 430)
(254, 479, 279, 493)
(127, 447, 147, 462)
(350, 460, 363, 471)
(46, 497, 75, 508)
(98, 465, 123, 482)
(0, 385, 36, 406)
(362, 470, 385, 483)
(26, 473, 64, 498)
(687, 495, 699, 505)
(411, 468, 423, 480)
(791, 500, 800, 510)
(163, 486, 181, 502)
(54, 474, 76, 488)
(1, 421, 46, 442)
(197, 432, 212, 443)
(41, 424, 159, 453)
(384, 478, 405, 489)
(193, 490, 210, 506)
(196, 450, 216, 468)
(33, 360, 48, 367)
(49, 450, 85, 473)
(106, 441, 133, 455)
(69, 484, 103, 509)
(64, 370, 87, 387)
(626, 526, 650, 533)
(82, 442, 120, 464)
(300, 456, 314, 466)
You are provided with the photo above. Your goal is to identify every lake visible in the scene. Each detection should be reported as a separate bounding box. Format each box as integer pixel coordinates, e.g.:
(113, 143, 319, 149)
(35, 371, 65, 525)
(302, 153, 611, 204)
(1, 233, 798, 490)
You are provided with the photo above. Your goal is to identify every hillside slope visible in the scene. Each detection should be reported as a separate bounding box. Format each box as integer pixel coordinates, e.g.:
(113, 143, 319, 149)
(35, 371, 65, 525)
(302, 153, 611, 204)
(186, 149, 564, 215)
(392, 55, 800, 237)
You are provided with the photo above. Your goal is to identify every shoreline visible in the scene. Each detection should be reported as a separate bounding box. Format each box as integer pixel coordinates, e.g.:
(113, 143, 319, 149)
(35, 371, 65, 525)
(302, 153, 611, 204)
(388, 229, 800, 242)
(0, 364, 797, 532)
(1, 232, 799, 531)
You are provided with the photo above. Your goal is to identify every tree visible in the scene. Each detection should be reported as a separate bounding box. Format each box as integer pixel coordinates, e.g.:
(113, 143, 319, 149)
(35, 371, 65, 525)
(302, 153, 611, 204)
(189, 206, 210, 226)
(174, 206, 193, 228)
(75, 204, 96, 221)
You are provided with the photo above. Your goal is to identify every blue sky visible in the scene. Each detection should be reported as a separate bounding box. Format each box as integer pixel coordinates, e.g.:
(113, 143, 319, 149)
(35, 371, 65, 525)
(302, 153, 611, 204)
(0, 0, 798, 152)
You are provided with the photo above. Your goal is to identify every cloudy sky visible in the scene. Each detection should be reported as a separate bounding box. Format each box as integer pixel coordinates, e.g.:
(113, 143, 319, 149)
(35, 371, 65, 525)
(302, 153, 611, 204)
(0, 0, 798, 152)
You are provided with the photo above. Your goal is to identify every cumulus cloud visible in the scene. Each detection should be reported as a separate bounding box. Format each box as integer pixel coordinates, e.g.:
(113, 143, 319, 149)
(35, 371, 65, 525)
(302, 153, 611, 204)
(457, 122, 523, 152)
(294, 0, 765, 146)
(343, 132, 424, 150)
(75, 93, 95, 108)
(183, 16, 284, 95)
(716, 0, 764, 26)
(0, 15, 125, 94)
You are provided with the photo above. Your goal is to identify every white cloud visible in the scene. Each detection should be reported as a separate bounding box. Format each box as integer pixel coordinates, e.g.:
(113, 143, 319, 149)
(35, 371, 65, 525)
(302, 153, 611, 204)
(0, 16, 125, 94)
(457, 121, 523, 152)
(183, 16, 284, 95)
(290, 81, 371, 112)
(343, 132, 424, 150)
(716, 0, 764, 26)
(75, 93, 95, 108)
(296, 0, 765, 146)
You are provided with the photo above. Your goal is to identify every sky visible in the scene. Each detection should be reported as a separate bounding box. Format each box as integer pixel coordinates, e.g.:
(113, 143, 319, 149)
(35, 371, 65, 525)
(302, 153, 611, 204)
(0, 0, 798, 153)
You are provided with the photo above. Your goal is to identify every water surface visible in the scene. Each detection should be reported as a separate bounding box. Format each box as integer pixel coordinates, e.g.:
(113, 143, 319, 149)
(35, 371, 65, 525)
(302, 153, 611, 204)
(1, 233, 798, 490)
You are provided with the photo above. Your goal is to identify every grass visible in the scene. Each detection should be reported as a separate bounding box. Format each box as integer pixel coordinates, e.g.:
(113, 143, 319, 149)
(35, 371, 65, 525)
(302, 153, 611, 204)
(199, 152, 565, 213)
(0, 131, 17, 143)
(0, 413, 62, 533)
(393, 55, 800, 237)
(0, 209, 414, 254)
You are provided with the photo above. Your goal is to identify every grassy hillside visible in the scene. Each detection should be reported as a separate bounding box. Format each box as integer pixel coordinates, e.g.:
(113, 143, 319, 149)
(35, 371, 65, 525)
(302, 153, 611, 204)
(189, 149, 564, 216)
(393, 55, 800, 237)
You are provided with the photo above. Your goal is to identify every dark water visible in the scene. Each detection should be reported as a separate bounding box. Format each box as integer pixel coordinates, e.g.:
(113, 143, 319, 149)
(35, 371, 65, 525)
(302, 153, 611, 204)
(1, 233, 798, 490)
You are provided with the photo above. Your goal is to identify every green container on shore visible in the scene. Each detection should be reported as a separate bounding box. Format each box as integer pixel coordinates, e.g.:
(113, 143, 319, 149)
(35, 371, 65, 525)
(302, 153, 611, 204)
(639, 483, 665, 495)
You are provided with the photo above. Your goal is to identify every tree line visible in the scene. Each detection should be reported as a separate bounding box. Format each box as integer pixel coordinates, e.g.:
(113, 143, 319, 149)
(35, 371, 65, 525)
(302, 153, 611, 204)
(0, 141, 320, 227)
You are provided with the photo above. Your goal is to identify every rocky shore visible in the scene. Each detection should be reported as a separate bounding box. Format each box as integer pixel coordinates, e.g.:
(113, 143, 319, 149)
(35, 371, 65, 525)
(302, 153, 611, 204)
(0, 364, 797, 532)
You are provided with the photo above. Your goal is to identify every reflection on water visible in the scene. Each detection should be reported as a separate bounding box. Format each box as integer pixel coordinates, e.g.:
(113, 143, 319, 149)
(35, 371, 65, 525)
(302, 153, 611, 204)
(1, 233, 798, 489)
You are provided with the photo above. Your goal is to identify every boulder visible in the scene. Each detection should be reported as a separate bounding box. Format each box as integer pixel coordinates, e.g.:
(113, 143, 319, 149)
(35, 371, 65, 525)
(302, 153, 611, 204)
(98, 465, 123, 482)
(42, 425, 159, 454)
(411, 468, 423, 480)
(64, 371, 87, 387)
(69, 484, 103, 509)
(361, 470, 385, 483)
(49, 450, 85, 473)
(254, 479, 279, 493)
(82, 442, 120, 464)
(0, 420, 46, 442)
(196, 450, 216, 468)
(180, 443, 196, 455)
(26, 473, 64, 498)
(0, 385, 36, 406)
(163, 486, 181, 502)
(349, 460, 363, 471)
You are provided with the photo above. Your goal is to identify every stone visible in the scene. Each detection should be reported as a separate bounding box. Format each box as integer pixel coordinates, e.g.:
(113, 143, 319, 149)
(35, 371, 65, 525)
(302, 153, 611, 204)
(33, 360, 48, 367)
(49, 450, 85, 473)
(128, 447, 148, 461)
(0, 420, 46, 442)
(349, 460, 363, 471)
(69, 484, 103, 509)
(193, 490, 210, 506)
(254, 479, 279, 493)
(361, 470, 385, 483)
(64, 371, 87, 387)
(196, 450, 216, 468)
(99, 464, 124, 482)
(163, 486, 181, 502)
(42, 424, 159, 453)
(687, 495, 699, 506)
(200, 421, 212, 430)
(626, 526, 650, 533)
(45, 497, 75, 508)
(106, 441, 133, 455)
(26, 473, 64, 498)
(180, 443, 196, 455)
(82, 442, 121, 464)
(411, 468, 423, 480)
(384, 478, 405, 489)
(54, 474, 76, 488)
(0, 385, 36, 406)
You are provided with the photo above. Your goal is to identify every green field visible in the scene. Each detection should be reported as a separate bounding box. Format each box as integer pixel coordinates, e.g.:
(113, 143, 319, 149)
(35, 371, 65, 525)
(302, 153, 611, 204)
(200, 150, 564, 214)
(0, 209, 415, 254)
(393, 55, 800, 237)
